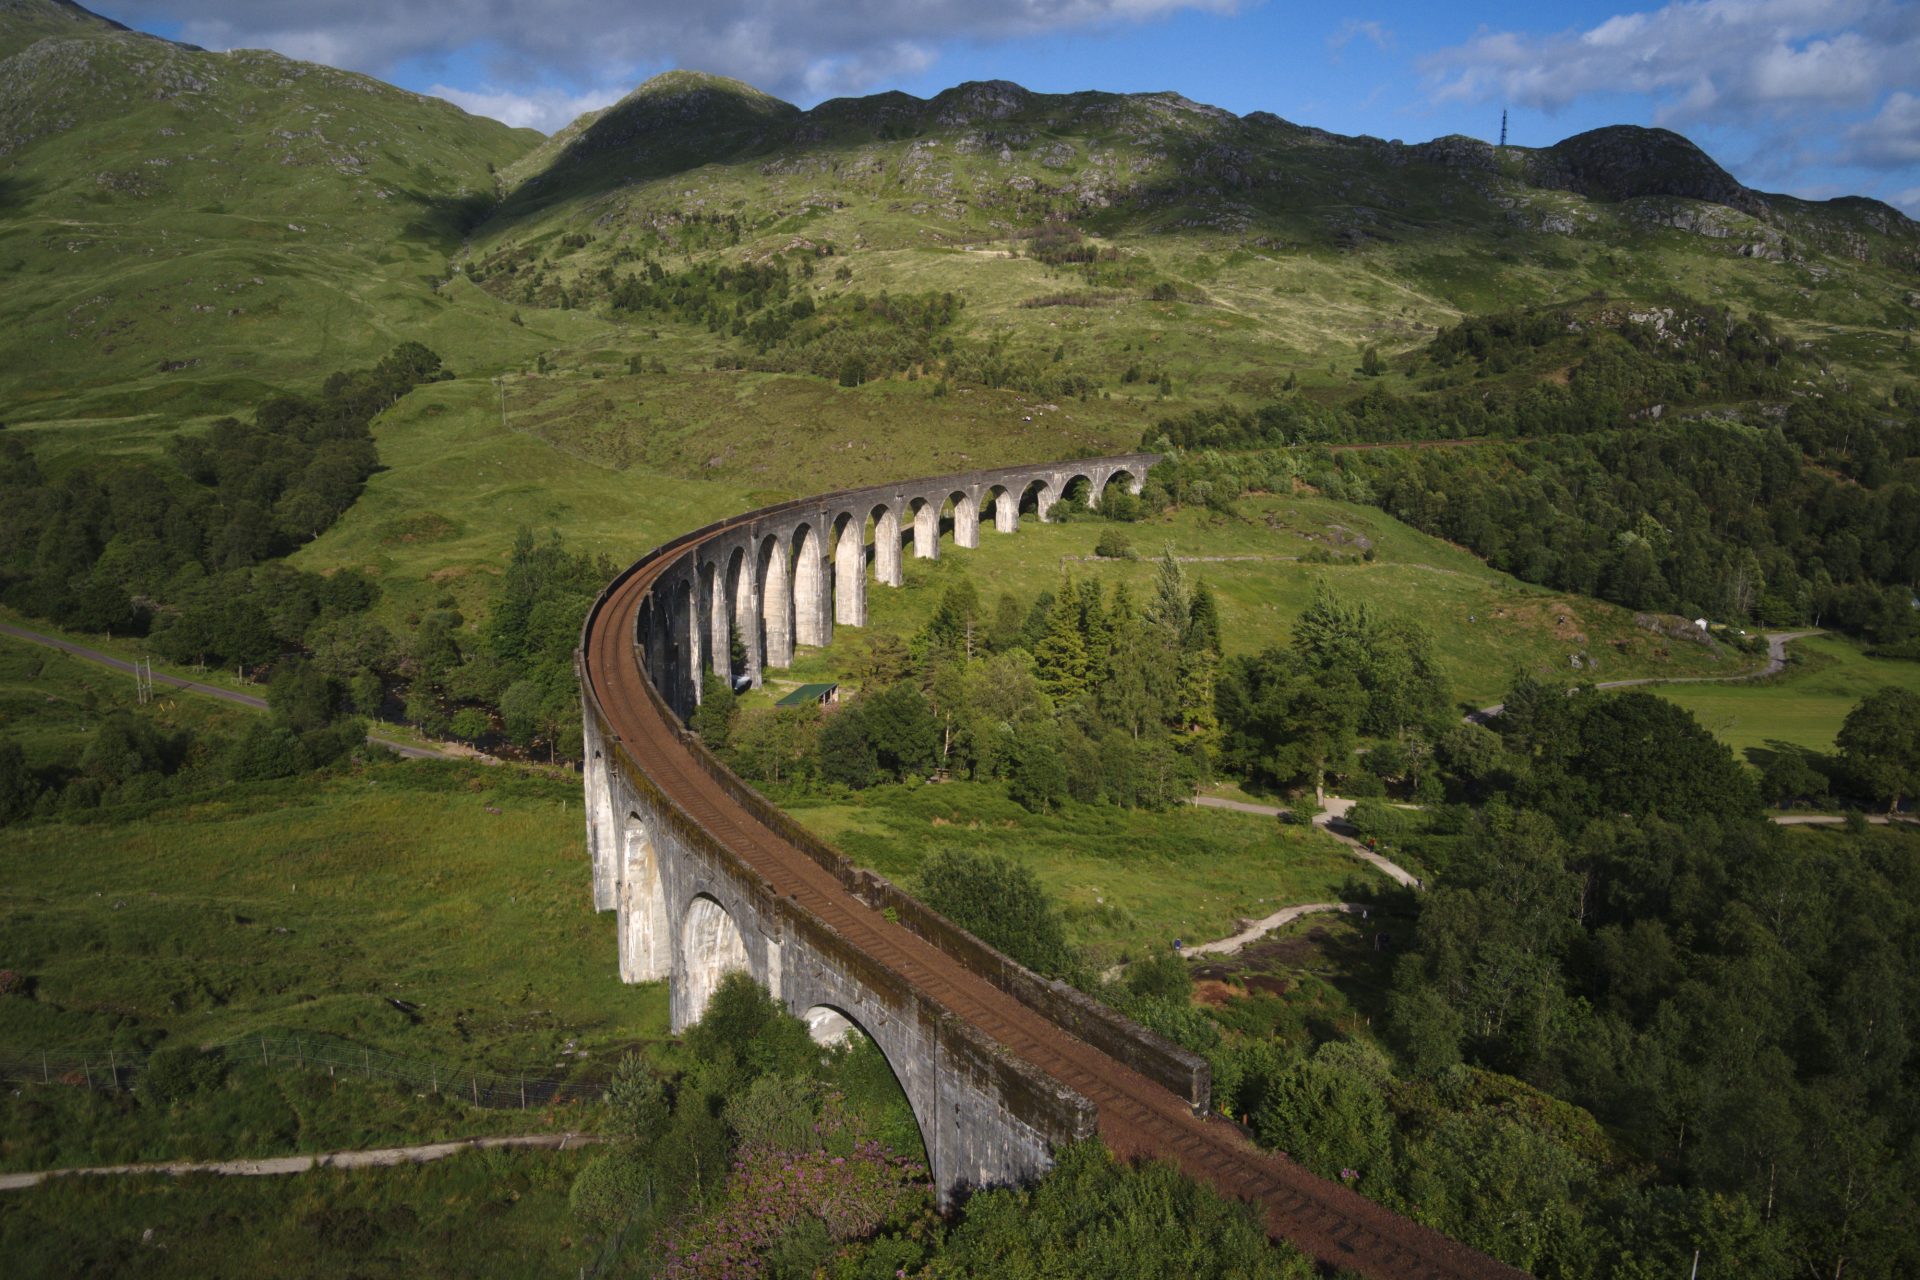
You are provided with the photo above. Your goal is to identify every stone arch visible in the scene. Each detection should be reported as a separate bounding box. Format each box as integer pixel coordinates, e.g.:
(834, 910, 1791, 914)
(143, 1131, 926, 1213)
(831, 510, 867, 628)
(798, 1001, 937, 1181)
(791, 521, 829, 649)
(725, 543, 761, 688)
(872, 502, 903, 587)
(758, 533, 793, 669)
(986, 484, 1018, 534)
(619, 814, 670, 982)
(1016, 476, 1053, 522)
(1097, 468, 1142, 507)
(681, 893, 750, 1025)
(906, 495, 939, 562)
(1060, 472, 1097, 511)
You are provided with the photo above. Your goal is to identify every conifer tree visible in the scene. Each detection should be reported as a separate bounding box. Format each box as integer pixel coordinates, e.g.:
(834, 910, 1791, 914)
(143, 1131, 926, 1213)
(1033, 578, 1090, 704)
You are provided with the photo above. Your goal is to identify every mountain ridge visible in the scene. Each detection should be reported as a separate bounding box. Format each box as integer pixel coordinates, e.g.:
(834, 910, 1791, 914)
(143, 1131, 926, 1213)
(507, 68, 1912, 230)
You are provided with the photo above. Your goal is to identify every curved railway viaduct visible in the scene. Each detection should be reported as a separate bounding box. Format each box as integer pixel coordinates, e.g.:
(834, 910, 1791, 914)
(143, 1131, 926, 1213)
(577, 454, 1525, 1280)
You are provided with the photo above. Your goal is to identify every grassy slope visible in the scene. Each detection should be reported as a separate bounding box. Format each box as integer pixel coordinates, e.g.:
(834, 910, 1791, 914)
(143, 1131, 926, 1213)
(784, 779, 1375, 967)
(0, 1146, 591, 1279)
(0, 625, 658, 1068)
(466, 78, 1920, 403)
(1653, 633, 1920, 757)
(0, 760, 655, 1068)
(0, 16, 545, 423)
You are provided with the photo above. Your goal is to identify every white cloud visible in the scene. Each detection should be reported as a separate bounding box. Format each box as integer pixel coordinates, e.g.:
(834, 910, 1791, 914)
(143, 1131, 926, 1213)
(429, 84, 625, 133)
(1845, 91, 1920, 168)
(99, 1, 1238, 112)
(1328, 19, 1390, 54)
(1423, 0, 1919, 126)
(1891, 184, 1920, 215)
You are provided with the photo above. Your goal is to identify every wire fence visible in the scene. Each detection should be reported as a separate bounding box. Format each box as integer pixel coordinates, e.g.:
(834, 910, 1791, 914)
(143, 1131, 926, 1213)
(0, 1034, 613, 1111)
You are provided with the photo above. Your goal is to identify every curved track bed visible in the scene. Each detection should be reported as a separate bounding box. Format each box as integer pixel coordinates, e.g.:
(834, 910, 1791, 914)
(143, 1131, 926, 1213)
(583, 506, 1527, 1280)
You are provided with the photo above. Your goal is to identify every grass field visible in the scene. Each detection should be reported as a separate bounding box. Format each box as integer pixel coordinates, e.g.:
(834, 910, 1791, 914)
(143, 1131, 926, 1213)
(780, 779, 1390, 967)
(0, 759, 652, 1069)
(0, 635, 251, 770)
(0, 1146, 592, 1279)
(1652, 633, 1920, 758)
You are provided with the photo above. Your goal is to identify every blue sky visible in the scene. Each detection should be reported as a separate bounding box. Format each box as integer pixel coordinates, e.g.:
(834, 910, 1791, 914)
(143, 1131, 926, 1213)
(91, 0, 1920, 213)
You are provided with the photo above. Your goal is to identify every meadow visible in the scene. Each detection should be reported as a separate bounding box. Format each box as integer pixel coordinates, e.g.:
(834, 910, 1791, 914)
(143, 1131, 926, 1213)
(0, 1146, 592, 1279)
(781, 779, 1391, 968)
(1652, 633, 1920, 758)
(0, 628, 636, 1170)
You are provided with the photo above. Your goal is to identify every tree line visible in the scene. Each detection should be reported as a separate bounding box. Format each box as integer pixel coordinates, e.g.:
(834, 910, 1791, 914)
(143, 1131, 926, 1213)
(0, 343, 449, 654)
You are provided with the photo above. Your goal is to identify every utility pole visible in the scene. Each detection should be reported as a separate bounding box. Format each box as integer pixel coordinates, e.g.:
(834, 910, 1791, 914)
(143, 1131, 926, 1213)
(1499, 109, 1508, 149)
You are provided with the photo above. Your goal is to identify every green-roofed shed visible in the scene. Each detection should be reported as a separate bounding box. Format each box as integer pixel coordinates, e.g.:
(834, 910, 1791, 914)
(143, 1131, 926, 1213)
(775, 682, 840, 708)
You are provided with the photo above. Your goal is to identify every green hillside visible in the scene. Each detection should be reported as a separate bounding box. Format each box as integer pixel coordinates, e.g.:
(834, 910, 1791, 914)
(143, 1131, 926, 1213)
(0, 0, 543, 422)
(463, 73, 1920, 406)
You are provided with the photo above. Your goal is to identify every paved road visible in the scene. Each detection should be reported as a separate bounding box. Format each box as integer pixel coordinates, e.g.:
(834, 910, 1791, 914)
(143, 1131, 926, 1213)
(0, 622, 456, 761)
(1188, 795, 1423, 889)
(0, 1132, 596, 1192)
(1467, 629, 1818, 724)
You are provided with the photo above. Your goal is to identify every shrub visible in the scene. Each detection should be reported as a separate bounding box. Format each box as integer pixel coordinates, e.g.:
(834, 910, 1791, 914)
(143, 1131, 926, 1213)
(918, 849, 1072, 976)
(141, 1043, 226, 1106)
(1094, 528, 1134, 559)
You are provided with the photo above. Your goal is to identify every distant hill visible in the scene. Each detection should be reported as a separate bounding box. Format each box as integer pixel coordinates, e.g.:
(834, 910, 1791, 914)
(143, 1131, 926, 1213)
(463, 71, 1917, 403)
(0, 2, 1914, 435)
(0, 0, 542, 418)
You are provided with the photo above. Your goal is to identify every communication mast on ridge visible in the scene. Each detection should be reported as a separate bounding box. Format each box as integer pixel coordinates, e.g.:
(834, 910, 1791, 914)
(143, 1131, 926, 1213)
(1499, 109, 1508, 149)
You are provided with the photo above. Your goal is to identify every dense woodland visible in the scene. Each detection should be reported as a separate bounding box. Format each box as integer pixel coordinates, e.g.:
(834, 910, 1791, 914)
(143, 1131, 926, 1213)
(842, 667, 1920, 1277)
(1145, 305, 1920, 647)
(0, 343, 448, 668)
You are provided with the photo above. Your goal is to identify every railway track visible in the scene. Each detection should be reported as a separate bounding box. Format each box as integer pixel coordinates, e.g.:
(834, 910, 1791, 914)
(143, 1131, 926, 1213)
(583, 520, 1527, 1280)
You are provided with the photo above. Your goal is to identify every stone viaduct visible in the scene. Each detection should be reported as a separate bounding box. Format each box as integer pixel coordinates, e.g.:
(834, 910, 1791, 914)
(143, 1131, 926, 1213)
(577, 453, 1525, 1280)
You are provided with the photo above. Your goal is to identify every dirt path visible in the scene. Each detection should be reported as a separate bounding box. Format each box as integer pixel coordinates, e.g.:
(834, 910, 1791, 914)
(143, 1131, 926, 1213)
(0, 1132, 597, 1192)
(1187, 795, 1423, 889)
(0, 621, 460, 762)
(1182, 903, 1370, 958)
(1467, 629, 1818, 724)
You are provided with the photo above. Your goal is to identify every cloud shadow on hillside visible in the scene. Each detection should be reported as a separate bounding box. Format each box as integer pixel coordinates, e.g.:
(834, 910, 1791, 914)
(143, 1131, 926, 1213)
(399, 189, 502, 249)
